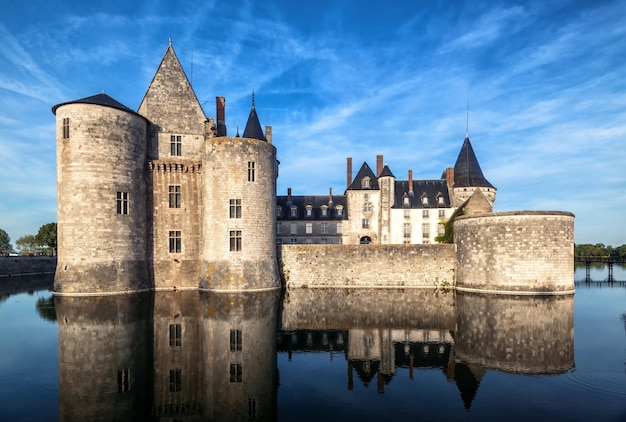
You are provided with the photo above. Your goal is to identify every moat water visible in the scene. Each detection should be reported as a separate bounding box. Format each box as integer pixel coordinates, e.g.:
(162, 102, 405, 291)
(0, 265, 624, 422)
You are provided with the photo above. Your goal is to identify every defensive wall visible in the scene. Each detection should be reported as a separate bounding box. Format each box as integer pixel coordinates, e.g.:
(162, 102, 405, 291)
(0, 256, 56, 277)
(279, 244, 456, 289)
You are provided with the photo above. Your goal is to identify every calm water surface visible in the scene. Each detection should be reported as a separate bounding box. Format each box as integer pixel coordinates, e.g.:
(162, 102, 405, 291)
(0, 265, 624, 421)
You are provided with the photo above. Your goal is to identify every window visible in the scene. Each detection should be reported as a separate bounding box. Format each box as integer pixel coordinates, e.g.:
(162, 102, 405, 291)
(421, 195, 429, 206)
(276, 206, 282, 217)
(248, 161, 255, 182)
(290, 206, 298, 217)
(290, 223, 297, 234)
(229, 230, 242, 251)
(117, 369, 130, 393)
(439, 209, 445, 218)
(276, 222, 282, 235)
(321, 206, 328, 217)
(321, 238, 328, 244)
(438, 195, 445, 205)
(438, 223, 446, 237)
(230, 363, 243, 383)
(362, 177, 370, 188)
(403, 195, 410, 207)
(169, 186, 181, 208)
(363, 203, 372, 213)
(116, 192, 129, 215)
(170, 135, 182, 156)
(336, 222, 342, 234)
(306, 205, 312, 217)
(169, 324, 181, 347)
(321, 222, 328, 234)
(306, 223, 312, 234)
(229, 199, 242, 218)
(248, 399, 256, 420)
(230, 329, 242, 351)
(169, 231, 181, 253)
(422, 223, 430, 238)
(364, 193, 369, 200)
(169, 369, 182, 392)
(423, 210, 429, 218)
(362, 219, 369, 229)
(404, 209, 410, 219)
(62, 118, 70, 139)
(290, 238, 297, 244)
(336, 206, 344, 217)
(403, 223, 411, 238)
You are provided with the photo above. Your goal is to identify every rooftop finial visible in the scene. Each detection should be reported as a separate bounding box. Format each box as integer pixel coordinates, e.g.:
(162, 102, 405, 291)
(466, 100, 469, 139)
(169, 30, 172, 46)
(252, 89, 255, 107)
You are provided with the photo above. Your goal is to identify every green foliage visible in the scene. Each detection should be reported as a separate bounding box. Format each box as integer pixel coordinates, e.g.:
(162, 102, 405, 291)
(15, 234, 37, 254)
(35, 296, 57, 322)
(0, 228, 12, 253)
(575, 243, 626, 258)
(435, 220, 454, 244)
(35, 223, 57, 255)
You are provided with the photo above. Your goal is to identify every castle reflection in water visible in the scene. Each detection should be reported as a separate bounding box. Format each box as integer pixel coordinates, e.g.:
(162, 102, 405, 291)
(55, 287, 573, 421)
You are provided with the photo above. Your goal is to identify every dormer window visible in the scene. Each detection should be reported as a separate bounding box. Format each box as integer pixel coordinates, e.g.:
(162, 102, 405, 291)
(290, 206, 298, 217)
(437, 194, 444, 206)
(276, 206, 282, 217)
(403, 194, 410, 207)
(321, 205, 328, 217)
(362, 177, 370, 189)
(306, 205, 313, 217)
(336, 205, 344, 217)
(421, 194, 429, 206)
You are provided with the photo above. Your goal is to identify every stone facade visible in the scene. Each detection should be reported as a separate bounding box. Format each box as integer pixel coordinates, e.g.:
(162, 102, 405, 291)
(454, 211, 575, 294)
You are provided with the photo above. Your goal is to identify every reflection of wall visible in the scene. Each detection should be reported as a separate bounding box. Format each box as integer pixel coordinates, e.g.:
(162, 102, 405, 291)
(201, 291, 279, 421)
(281, 288, 456, 330)
(454, 292, 574, 374)
(55, 294, 152, 421)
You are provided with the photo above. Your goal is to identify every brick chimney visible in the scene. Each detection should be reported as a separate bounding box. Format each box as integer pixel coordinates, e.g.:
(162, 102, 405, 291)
(216, 96, 227, 136)
(408, 169, 414, 194)
(329, 187, 333, 204)
(287, 187, 292, 203)
(347, 157, 352, 189)
(446, 167, 454, 189)
(376, 154, 383, 177)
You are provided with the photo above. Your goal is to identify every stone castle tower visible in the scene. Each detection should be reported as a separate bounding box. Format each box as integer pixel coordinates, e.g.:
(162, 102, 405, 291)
(52, 42, 279, 294)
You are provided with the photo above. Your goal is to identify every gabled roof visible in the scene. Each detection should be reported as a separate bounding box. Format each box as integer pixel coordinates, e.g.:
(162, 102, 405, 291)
(453, 137, 494, 189)
(347, 162, 379, 190)
(52, 93, 141, 117)
(379, 165, 395, 178)
(242, 97, 266, 141)
(393, 179, 450, 208)
(137, 43, 206, 133)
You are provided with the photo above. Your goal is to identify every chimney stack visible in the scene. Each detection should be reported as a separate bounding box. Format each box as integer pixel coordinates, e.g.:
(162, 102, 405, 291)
(446, 167, 455, 188)
(287, 187, 292, 203)
(216, 96, 227, 136)
(265, 125, 272, 144)
(376, 155, 383, 177)
(408, 169, 414, 194)
(329, 187, 333, 204)
(347, 157, 353, 189)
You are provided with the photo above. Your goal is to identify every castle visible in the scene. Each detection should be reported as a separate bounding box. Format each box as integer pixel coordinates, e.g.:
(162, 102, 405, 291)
(52, 42, 574, 296)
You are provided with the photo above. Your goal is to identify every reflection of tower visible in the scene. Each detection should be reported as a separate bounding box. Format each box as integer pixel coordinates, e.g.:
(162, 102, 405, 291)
(55, 294, 152, 421)
(201, 291, 279, 421)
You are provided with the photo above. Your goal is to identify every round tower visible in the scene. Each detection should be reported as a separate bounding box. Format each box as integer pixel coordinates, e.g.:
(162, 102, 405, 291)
(52, 94, 150, 294)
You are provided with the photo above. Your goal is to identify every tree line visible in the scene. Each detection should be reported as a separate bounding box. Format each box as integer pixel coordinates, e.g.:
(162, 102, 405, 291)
(575, 243, 626, 258)
(0, 223, 57, 256)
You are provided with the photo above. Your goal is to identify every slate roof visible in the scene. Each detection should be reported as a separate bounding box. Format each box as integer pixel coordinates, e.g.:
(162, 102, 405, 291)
(242, 97, 266, 141)
(392, 179, 451, 208)
(379, 164, 395, 177)
(52, 93, 141, 117)
(453, 137, 495, 188)
(276, 195, 348, 220)
(347, 162, 379, 190)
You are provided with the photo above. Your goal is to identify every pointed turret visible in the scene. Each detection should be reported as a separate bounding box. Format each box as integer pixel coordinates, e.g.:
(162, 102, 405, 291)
(242, 91, 266, 141)
(347, 162, 379, 190)
(137, 43, 206, 134)
(453, 137, 494, 189)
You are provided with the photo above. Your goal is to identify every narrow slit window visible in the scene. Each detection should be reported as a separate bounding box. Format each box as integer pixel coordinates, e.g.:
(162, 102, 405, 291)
(247, 161, 255, 182)
(62, 117, 70, 139)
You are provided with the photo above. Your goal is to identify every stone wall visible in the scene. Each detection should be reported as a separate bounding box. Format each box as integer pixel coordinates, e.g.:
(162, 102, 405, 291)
(280, 244, 456, 288)
(454, 211, 575, 294)
(0, 256, 56, 277)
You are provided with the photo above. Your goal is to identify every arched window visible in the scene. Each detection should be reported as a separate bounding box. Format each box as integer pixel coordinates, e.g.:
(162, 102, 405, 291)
(360, 236, 372, 244)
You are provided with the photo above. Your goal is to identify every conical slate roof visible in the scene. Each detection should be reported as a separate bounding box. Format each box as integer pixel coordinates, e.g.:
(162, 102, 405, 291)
(347, 162, 379, 190)
(379, 164, 395, 178)
(137, 43, 206, 133)
(52, 93, 139, 116)
(453, 137, 494, 188)
(242, 95, 266, 141)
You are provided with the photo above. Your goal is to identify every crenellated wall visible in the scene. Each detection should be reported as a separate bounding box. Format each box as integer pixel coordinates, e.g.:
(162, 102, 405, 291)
(454, 211, 575, 294)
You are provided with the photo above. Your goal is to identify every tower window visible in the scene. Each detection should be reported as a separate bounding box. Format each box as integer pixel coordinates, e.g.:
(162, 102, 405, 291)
(230, 329, 242, 351)
(230, 363, 243, 383)
(362, 177, 370, 188)
(248, 161, 255, 182)
(169, 186, 181, 208)
(169, 324, 182, 347)
(229, 199, 242, 218)
(169, 231, 181, 253)
(117, 369, 131, 393)
(116, 192, 129, 215)
(229, 230, 242, 251)
(169, 369, 182, 392)
(362, 219, 369, 229)
(62, 118, 70, 139)
(170, 135, 182, 156)
(363, 202, 372, 213)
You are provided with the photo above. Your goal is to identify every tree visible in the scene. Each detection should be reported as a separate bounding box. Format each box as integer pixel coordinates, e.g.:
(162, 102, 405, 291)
(35, 223, 57, 255)
(16, 234, 37, 254)
(0, 229, 12, 253)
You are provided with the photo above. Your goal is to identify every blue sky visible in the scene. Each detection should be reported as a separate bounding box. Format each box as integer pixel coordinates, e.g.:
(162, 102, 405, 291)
(0, 0, 625, 247)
